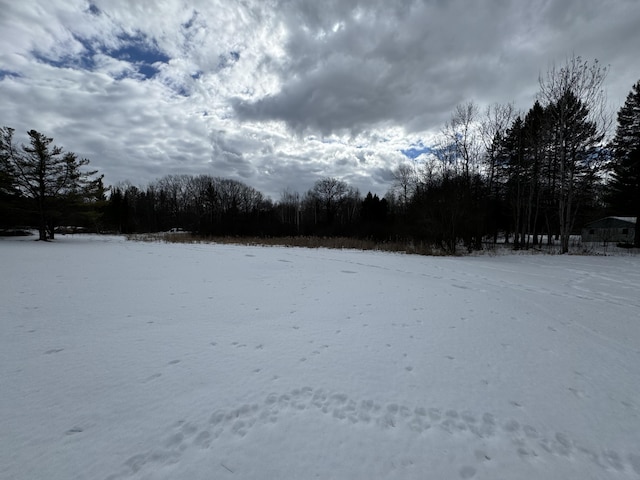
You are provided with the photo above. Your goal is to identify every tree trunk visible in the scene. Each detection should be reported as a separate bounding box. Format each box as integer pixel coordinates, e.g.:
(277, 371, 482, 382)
(38, 198, 47, 240)
(38, 219, 47, 241)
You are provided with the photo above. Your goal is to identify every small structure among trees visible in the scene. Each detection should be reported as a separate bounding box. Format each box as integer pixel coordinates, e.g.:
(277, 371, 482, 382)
(581, 217, 637, 245)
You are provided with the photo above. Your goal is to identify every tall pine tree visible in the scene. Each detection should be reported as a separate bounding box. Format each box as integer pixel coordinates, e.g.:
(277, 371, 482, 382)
(544, 90, 603, 253)
(609, 80, 640, 247)
(0, 127, 104, 240)
(538, 56, 608, 253)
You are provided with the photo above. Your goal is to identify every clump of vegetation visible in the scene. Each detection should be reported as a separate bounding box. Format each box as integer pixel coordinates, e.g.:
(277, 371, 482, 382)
(126, 232, 448, 256)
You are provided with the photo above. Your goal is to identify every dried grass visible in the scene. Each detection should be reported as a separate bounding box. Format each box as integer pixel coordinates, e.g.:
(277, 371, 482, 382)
(126, 232, 448, 256)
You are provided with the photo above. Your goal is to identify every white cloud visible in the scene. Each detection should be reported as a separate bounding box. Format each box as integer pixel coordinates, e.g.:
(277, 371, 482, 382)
(1, 0, 639, 200)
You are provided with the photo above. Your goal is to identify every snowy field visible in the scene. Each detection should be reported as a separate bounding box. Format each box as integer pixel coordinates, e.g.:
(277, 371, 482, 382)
(1, 235, 640, 480)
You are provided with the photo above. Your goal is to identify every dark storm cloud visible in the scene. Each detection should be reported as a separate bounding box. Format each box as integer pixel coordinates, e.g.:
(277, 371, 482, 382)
(234, 0, 640, 135)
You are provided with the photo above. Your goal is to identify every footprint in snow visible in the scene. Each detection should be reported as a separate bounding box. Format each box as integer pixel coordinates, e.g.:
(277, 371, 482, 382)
(459, 465, 477, 479)
(45, 348, 64, 355)
(111, 387, 635, 479)
(143, 373, 162, 383)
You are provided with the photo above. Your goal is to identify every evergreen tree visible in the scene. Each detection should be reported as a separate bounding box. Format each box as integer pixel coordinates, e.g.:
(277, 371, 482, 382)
(498, 116, 526, 247)
(0, 136, 20, 228)
(0, 127, 104, 240)
(544, 90, 604, 253)
(538, 56, 608, 253)
(521, 101, 546, 246)
(609, 80, 640, 246)
(360, 192, 388, 239)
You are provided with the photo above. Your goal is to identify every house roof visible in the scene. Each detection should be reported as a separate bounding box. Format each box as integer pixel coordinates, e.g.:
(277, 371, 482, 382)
(584, 217, 637, 229)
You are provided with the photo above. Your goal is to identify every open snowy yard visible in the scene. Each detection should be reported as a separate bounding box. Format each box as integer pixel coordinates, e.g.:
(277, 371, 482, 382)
(1, 235, 639, 480)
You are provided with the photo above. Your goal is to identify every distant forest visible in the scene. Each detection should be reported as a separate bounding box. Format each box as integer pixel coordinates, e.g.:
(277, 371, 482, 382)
(2, 58, 639, 252)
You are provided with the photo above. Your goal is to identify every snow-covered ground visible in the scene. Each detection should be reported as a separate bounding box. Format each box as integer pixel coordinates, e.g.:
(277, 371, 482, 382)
(1, 235, 639, 480)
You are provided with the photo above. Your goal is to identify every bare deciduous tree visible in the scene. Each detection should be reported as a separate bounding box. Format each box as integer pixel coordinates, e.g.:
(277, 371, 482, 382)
(278, 188, 301, 231)
(442, 101, 482, 180)
(538, 56, 609, 253)
(392, 163, 418, 208)
(481, 102, 516, 193)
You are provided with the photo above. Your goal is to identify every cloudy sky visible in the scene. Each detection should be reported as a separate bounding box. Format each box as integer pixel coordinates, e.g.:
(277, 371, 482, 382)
(1, 0, 639, 199)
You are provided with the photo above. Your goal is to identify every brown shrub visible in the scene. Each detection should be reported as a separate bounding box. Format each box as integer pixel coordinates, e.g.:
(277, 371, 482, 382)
(126, 233, 448, 256)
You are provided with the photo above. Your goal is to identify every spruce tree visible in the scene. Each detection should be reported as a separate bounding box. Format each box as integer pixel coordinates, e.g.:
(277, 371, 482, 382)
(538, 56, 608, 253)
(543, 90, 603, 253)
(609, 80, 640, 246)
(0, 127, 104, 240)
(0, 138, 20, 229)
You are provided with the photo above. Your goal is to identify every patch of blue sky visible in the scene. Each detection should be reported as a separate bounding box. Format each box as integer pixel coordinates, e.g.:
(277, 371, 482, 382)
(217, 51, 241, 70)
(107, 33, 170, 79)
(182, 9, 200, 30)
(171, 84, 190, 97)
(158, 74, 192, 97)
(0, 69, 21, 81)
(86, 3, 101, 16)
(429, 141, 458, 163)
(401, 142, 432, 159)
(32, 44, 95, 72)
(31, 31, 169, 80)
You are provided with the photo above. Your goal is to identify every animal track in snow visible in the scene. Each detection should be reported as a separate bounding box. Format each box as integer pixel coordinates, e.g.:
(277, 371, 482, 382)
(107, 387, 638, 479)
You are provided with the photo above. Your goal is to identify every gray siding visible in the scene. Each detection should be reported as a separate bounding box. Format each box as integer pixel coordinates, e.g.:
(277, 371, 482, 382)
(581, 217, 636, 243)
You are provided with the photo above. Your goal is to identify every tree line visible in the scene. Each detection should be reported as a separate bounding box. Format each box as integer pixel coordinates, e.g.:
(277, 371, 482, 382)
(2, 57, 639, 250)
(104, 175, 375, 238)
(399, 58, 639, 252)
